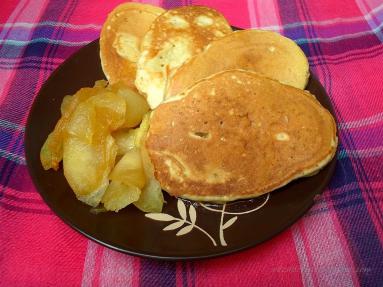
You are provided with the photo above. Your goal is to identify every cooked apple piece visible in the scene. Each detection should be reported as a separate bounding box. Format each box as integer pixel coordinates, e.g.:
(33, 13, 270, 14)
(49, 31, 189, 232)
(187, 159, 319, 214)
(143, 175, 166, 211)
(108, 82, 149, 128)
(134, 177, 163, 213)
(63, 91, 126, 207)
(60, 95, 72, 115)
(40, 87, 101, 170)
(93, 79, 108, 88)
(133, 142, 164, 212)
(63, 135, 117, 206)
(109, 148, 146, 189)
(112, 128, 139, 155)
(102, 181, 141, 212)
(134, 112, 150, 148)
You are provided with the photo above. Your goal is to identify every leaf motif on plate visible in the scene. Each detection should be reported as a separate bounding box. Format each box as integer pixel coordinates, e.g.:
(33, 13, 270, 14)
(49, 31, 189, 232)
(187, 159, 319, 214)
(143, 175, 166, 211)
(222, 216, 238, 230)
(177, 199, 187, 220)
(189, 204, 197, 225)
(145, 213, 176, 221)
(145, 201, 217, 246)
(145, 195, 270, 247)
(163, 220, 185, 231)
(176, 224, 194, 236)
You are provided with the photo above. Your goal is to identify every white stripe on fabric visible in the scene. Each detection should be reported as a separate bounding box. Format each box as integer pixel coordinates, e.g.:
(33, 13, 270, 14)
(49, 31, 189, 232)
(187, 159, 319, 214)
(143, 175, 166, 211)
(294, 21, 383, 44)
(0, 38, 92, 46)
(301, 203, 356, 286)
(0, 118, 25, 131)
(342, 146, 383, 158)
(81, 241, 98, 287)
(0, 21, 102, 30)
(99, 248, 135, 287)
(355, 0, 383, 42)
(339, 112, 383, 129)
(0, 149, 26, 165)
(137, 0, 162, 6)
(253, 3, 383, 31)
(0, 0, 29, 96)
(0, 55, 63, 63)
(291, 225, 316, 287)
(254, 0, 282, 32)
(2, 21, 382, 47)
(0, 0, 48, 103)
(0, 0, 29, 40)
(247, 0, 258, 28)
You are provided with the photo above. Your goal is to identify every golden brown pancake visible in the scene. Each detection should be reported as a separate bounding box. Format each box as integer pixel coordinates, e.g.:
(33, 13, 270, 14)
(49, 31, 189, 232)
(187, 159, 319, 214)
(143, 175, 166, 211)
(166, 29, 309, 99)
(146, 70, 337, 201)
(100, 3, 165, 89)
(135, 5, 232, 109)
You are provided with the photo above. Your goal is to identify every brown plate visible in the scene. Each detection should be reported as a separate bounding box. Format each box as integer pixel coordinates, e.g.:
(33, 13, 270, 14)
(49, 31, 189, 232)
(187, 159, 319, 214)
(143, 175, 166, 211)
(25, 39, 337, 260)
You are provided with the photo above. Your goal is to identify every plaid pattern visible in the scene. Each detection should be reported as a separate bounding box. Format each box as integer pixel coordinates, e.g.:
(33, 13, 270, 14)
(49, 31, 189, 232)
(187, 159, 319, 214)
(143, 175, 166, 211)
(1, 0, 383, 286)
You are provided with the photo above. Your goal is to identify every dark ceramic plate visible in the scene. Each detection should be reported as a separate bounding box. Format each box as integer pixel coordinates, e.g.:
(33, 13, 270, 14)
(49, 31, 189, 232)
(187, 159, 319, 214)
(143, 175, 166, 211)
(25, 39, 337, 260)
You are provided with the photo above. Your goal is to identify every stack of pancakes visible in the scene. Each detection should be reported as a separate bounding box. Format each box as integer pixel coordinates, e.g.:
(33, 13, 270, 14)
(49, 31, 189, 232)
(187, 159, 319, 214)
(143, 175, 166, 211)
(100, 3, 337, 202)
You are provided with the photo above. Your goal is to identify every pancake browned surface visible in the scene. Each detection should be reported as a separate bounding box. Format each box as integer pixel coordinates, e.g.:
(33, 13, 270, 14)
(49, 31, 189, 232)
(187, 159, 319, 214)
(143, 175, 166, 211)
(100, 3, 165, 89)
(135, 6, 232, 109)
(167, 30, 309, 99)
(146, 70, 337, 201)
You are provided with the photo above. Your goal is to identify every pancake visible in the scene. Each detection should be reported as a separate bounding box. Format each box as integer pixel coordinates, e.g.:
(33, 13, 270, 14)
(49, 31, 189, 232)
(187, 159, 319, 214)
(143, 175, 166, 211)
(135, 6, 232, 109)
(146, 70, 337, 202)
(166, 30, 309, 99)
(100, 3, 165, 89)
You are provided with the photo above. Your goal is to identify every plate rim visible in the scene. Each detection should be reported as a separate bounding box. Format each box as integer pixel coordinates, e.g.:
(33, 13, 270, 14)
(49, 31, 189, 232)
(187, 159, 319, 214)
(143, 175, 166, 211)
(24, 38, 338, 261)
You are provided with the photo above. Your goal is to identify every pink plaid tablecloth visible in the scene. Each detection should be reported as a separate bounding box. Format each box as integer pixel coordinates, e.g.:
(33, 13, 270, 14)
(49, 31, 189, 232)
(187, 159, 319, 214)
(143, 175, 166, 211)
(1, 0, 383, 286)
